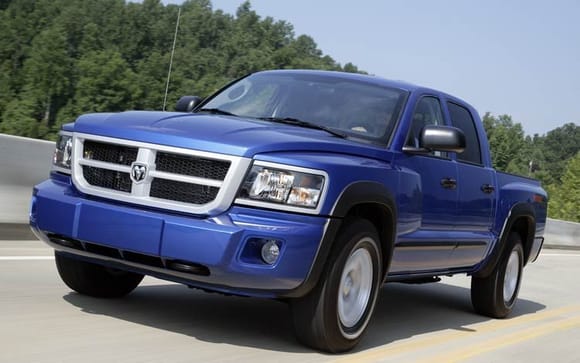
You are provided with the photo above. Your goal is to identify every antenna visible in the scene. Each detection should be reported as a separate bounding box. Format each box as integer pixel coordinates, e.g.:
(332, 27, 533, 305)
(163, 7, 181, 111)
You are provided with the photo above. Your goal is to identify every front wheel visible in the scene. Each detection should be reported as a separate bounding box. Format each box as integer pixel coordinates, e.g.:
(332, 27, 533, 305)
(471, 232, 524, 318)
(290, 218, 383, 352)
(55, 252, 144, 298)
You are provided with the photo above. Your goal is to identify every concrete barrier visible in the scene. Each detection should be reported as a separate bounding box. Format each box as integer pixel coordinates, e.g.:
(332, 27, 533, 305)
(0, 134, 54, 224)
(544, 218, 580, 250)
(0, 133, 579, 248)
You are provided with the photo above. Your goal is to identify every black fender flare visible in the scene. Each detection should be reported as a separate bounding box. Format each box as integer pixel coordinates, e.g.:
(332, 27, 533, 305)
(473, 202, 536, 278)
(280, 181, 397, 298)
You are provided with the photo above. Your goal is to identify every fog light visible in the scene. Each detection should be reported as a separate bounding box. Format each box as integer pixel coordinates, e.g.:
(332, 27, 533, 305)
(261, 240, 280, 265)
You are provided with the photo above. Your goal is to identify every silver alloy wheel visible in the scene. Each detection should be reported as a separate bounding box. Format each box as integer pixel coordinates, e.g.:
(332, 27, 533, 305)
(503, 249, 520, 303)
(338, 242, 373, 330)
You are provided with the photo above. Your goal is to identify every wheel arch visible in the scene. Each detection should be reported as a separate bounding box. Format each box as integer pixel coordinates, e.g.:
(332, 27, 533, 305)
(332, 182, 397, 278)
(511, 214, 536, 264)
(474, 202, 536, 278)
(282, 181, 397, 298)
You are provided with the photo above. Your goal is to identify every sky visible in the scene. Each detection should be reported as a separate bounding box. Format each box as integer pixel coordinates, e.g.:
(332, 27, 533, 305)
(166, 0, 579, 135)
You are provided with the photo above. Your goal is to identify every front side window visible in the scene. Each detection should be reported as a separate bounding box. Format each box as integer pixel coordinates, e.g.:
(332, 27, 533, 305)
(447, 102, 482, 164)
(406, 96, 447, 157)
(199, 72, 408, 142)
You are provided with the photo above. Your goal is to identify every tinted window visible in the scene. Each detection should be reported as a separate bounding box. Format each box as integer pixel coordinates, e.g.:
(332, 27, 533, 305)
(447, 102, 482, 164)
(406, 96, 447, 157)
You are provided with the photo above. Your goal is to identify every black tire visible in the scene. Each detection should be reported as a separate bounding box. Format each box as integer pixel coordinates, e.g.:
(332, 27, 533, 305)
(55, 252, 144, 298)
(471, 232, 524, 318)
(290, 218, 383, 353)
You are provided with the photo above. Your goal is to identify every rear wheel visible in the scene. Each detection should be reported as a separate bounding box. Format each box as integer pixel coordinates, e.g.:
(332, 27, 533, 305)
(55, 252, 144, 298)
(471, 232, 524, 318)
(291, 219, 383, 352)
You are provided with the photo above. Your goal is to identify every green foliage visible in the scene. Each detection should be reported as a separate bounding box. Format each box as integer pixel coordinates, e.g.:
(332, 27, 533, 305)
(547, 153, 580, 222)
(0, 0, 357, 135)
(540, 123, 580, 183)
(482, 113, 527, 174)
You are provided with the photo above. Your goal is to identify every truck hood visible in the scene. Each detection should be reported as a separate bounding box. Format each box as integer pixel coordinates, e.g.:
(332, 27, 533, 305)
(72, 111, 388, 159)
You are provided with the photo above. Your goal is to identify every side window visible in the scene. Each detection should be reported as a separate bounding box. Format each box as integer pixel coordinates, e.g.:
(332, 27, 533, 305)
(406, 96, 446, 157)
(447, 102, 482, 164)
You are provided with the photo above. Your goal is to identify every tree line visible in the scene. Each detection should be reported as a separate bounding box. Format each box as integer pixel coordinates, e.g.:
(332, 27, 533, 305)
(0, 0, 578, 221)
(0, 0, 361, 140)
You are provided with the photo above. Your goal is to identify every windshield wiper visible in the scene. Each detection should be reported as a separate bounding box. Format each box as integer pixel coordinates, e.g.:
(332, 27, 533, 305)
(196, 108, 238, 117)
(257, 117, 347, 139)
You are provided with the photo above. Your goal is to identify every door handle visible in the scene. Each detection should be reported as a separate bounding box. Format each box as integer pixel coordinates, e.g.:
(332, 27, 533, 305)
(481, 184, 495, 194)
(440, 178, 457, 189)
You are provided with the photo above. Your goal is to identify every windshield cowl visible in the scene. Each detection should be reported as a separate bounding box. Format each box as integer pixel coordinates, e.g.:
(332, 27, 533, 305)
(256, 116, 347, 139)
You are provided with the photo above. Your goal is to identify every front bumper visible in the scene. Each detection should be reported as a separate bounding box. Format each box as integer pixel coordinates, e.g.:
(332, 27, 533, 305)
(30, 176, 328, 298)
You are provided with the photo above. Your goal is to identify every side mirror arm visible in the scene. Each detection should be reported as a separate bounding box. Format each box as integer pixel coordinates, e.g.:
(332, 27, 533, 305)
(402, 146, 431, 155)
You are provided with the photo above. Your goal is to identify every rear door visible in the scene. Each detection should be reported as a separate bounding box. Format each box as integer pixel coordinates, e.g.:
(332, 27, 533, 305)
(445, 101, 495, 266)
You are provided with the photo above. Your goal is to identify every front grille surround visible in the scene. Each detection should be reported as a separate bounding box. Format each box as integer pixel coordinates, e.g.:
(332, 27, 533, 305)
(71, 133, 251, 215)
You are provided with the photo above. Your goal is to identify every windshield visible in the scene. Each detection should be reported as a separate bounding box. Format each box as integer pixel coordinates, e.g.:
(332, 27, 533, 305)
(199, 72, 408, 142)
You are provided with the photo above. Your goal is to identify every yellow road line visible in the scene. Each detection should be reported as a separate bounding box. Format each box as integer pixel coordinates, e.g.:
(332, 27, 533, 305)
(421, 315, 580, 363)
(333, 304, 580, 363)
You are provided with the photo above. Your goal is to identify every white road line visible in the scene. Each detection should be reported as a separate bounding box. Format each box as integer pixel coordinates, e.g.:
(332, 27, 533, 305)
(540, 253, 580, 257)
(0, 256, 54, 260)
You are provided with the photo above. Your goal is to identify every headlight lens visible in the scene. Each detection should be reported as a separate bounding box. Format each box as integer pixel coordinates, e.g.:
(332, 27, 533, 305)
(238, 164, 325, 209)
(52, 132, 73, 172)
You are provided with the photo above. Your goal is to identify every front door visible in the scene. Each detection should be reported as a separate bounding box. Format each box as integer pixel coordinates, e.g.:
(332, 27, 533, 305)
(391, 96, 459, 273)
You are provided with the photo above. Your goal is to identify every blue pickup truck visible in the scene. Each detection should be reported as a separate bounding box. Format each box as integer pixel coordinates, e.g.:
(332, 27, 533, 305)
(30, 70, 547, 352)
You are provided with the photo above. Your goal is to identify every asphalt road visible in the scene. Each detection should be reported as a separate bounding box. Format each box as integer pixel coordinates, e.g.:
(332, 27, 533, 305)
(1, 239, 579, 363)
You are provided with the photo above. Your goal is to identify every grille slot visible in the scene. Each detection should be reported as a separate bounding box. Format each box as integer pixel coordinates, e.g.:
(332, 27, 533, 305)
(123, 251, 165, 268)
(84, 242, 123, 259)
(47, 234, 210, 276)
(82, 166, 132, 193)
(83, 140, 138, 166)
(150, 179, 219, 204)
(155, 152, 230, 180)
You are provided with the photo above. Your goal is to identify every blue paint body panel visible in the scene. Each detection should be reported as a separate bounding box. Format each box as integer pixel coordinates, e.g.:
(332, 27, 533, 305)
(31, 69, 547, 298)
(31, 179, 327, 292)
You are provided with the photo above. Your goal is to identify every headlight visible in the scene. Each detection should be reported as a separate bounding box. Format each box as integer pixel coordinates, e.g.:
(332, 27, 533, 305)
(52, 132, 73, 173)
(237, 162, 326, 210)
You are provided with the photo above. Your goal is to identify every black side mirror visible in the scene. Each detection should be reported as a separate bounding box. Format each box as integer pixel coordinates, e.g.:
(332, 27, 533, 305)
(421, 125, 465, 153)
(403, 125, 465, 154)
(175, 96, 203, 112)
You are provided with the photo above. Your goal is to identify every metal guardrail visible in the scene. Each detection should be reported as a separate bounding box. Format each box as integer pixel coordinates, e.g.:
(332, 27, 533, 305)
(0, 133, 578, 248)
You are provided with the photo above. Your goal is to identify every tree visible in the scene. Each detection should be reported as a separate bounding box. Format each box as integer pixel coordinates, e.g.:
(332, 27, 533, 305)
(0, 97, 40, 137)
(21, 24, 72, 136)
(73, 50, 141, 113)
(540, 123, 580, 184)
(482, 113, 528, 174)
(548, 152, 580, 222)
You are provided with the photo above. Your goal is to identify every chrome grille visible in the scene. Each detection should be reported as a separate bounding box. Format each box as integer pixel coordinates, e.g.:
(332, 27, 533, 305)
(71, 133, 251, 215)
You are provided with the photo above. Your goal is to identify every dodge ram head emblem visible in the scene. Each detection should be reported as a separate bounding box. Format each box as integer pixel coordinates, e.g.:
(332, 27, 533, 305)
(130, 162, 148, 183)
